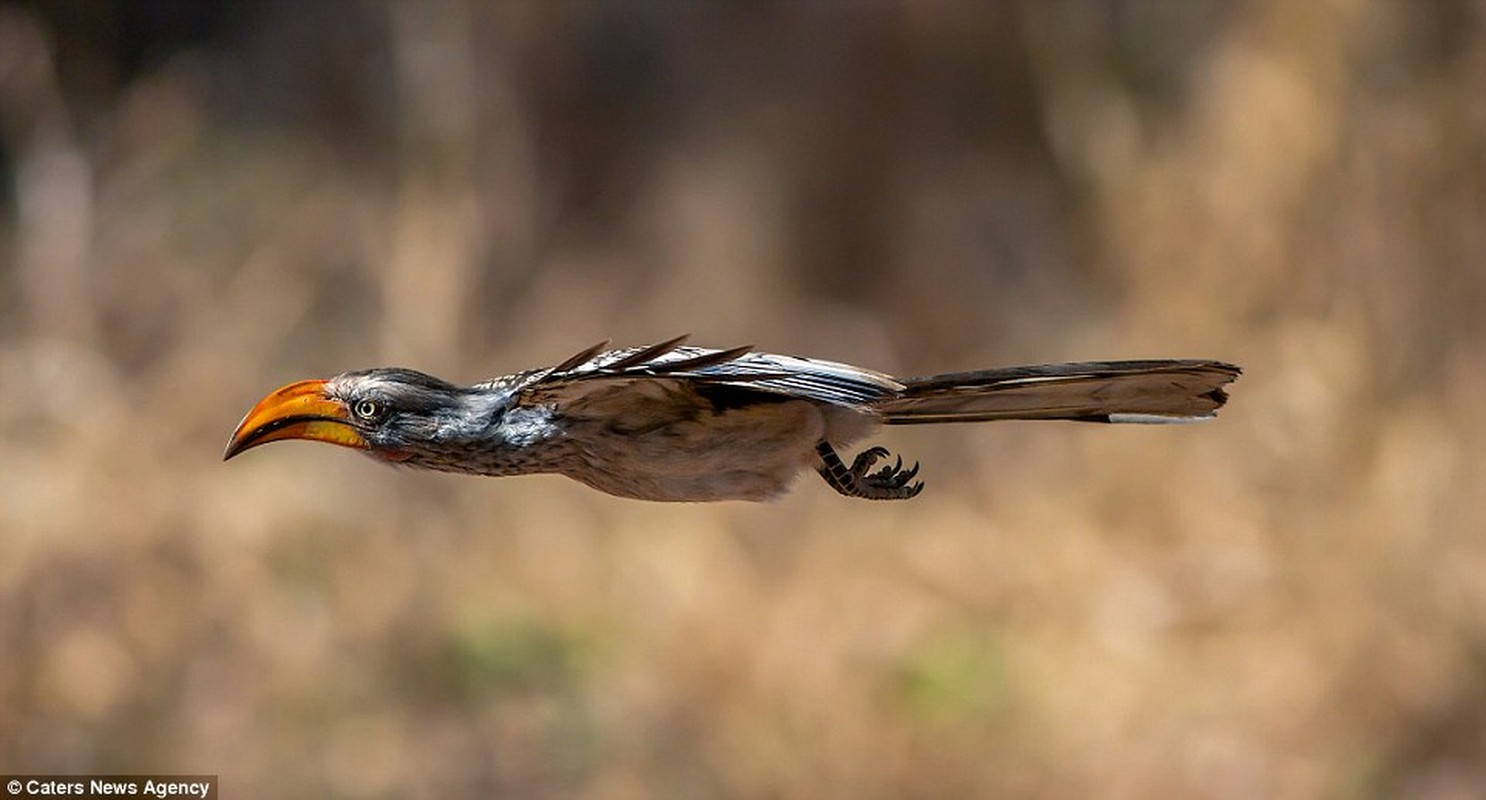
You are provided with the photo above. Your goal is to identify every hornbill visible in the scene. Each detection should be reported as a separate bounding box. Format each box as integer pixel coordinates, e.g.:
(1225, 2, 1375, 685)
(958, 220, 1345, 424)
(224, 336, 1240, 501)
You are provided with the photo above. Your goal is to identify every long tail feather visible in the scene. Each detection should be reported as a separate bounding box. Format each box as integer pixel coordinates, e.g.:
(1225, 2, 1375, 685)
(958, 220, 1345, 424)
(876, 360, 1241, 424)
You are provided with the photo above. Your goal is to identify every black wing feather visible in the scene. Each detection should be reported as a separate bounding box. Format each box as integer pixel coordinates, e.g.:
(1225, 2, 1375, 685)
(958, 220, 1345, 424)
(513, 338, 902, 409)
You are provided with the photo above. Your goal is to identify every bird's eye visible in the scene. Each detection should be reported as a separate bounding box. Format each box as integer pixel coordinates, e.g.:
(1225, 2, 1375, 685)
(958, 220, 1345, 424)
(352, 399, 382, 420)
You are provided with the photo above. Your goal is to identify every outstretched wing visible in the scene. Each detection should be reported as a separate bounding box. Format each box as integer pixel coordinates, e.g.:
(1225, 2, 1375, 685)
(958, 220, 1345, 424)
(489, 335, 904, 410)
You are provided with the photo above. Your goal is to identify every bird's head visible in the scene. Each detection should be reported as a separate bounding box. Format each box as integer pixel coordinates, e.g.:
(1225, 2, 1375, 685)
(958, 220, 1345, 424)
(224, 368, 479, 463)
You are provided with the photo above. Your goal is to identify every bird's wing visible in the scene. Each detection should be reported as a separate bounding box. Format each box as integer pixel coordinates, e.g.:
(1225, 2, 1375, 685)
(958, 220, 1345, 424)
(494, 336, 904, 409)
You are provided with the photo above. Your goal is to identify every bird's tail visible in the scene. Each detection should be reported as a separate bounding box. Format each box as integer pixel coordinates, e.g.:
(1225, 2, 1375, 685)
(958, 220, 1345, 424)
(874, 360, 1241, 424)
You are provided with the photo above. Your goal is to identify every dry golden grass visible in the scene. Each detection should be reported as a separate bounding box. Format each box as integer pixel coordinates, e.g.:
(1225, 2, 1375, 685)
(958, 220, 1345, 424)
(3, 2, 1484, 798)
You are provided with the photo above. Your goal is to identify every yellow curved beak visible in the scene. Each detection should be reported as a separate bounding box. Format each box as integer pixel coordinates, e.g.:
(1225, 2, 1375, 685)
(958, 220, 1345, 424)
(223, 379, 369, 460)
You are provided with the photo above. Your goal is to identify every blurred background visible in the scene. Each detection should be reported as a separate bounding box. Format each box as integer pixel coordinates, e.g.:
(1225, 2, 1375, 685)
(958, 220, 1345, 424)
(2, 1, 1484, 797)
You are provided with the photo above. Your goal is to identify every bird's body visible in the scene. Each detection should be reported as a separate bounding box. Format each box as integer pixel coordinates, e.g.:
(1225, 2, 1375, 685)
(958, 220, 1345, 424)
(225, 337, 1240, 501)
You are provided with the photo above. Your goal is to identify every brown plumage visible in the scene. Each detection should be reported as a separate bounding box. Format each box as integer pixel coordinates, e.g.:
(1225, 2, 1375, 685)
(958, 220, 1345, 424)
(225, 337, 1240, 501)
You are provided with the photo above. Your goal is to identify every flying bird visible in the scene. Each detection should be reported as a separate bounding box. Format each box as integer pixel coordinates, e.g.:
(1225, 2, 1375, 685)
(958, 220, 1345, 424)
(224, 336, 1240, 501)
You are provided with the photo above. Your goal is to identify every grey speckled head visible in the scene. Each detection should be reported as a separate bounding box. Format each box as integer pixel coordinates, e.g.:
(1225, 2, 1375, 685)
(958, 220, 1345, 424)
(319, 368, 563, 474)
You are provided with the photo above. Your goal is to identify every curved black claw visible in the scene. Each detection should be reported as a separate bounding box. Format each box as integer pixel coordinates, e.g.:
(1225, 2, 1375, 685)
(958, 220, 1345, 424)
(849, 446, 891, 475)
(869, 458, 920, 490)
(815, 441, 926, 500)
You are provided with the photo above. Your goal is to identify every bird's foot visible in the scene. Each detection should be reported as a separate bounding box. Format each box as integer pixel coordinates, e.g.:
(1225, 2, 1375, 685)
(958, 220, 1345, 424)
(816, 442, 924, 500)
